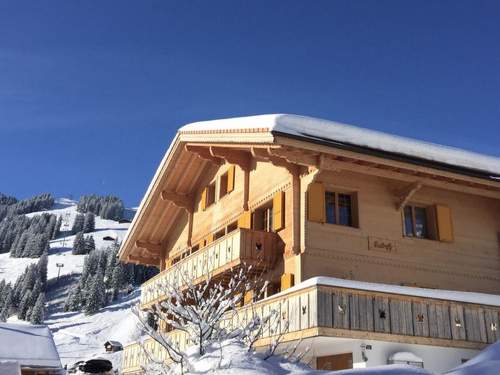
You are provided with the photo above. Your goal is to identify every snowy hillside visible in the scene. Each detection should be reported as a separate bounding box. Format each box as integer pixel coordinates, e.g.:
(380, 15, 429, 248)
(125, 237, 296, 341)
(1, 197, 141, 370)
(0, 198, 132, 284)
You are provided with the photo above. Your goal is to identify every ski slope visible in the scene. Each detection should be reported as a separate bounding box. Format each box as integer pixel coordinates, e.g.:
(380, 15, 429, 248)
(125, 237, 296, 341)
(0, 198, 134, 284)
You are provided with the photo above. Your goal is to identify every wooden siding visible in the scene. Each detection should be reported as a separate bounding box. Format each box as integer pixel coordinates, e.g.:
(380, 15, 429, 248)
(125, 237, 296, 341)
(303, 170, 500, 294)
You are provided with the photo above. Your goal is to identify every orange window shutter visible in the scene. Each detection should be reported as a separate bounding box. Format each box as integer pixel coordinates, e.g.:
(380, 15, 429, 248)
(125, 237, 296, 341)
(280, 273, 294, 291)
(243, 290, 254, 305)
(273, 191, 285, 232)
(308, 182, 326, 223)
(206, 233, 214, 244)
(201, 187, 207, 211)
(436, 204, 454, 242)
(227, 165, 236, 193)
(237, 210, 252, 229)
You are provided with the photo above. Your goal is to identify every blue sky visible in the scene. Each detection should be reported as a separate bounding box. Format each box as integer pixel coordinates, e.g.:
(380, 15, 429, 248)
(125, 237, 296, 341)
(0, 1, 499, 206)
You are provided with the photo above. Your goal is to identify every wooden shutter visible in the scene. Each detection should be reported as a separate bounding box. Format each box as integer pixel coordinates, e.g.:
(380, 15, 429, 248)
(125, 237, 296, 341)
(237, 210, 252, 229)
(206, 233, 214, 245)
(273, 191, 285, 232)
(280, 273, 294, 291)
(243, 290, 254, 305)
(308, 182, 326, 223)
(201, 187, 207, 211)
(436, 204, 454, 242)
(227, 165, 236, 193)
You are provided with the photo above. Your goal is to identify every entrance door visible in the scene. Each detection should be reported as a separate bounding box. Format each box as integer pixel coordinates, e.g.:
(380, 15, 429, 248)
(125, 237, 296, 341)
(316, 353, 353, 370)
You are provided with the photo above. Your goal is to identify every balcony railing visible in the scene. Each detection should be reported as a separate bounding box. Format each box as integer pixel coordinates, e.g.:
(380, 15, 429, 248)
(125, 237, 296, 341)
(140, 228, 280, 308)
(123, 280, 500, 373)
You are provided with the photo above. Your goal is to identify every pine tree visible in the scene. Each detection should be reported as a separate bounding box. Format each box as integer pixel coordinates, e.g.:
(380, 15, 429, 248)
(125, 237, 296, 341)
(0, 290, 13, 321)
(30, 293, 45, 324)
(72, 214, 85, 234)
(83, 212, 95, 233)
(84, 235, 95, 254)
(110, 263, 125, 300)
(85, 268, 105, 315)
(52, 215, 63, 239)
(17, 290, 32, 320)
(37, 253, 48, 290)
(72, 232, 85, 255)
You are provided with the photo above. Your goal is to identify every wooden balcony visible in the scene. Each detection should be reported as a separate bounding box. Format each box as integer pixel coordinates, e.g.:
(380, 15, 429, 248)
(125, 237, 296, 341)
(123, 279, 500, 373)
(140, 228, 280, 308)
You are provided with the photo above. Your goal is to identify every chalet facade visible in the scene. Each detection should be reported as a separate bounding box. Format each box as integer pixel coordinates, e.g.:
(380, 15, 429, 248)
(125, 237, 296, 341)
(119, 114, 500, 373)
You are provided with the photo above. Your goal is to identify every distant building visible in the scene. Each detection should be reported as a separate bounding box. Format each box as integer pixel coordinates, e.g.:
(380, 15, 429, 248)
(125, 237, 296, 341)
(102, 236, 116, 241)
(104, 341, 123, 352)
(0, 323, 64, 375)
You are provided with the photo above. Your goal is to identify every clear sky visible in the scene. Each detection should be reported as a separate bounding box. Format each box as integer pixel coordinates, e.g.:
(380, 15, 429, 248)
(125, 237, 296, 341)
(1, 1, 499, 206)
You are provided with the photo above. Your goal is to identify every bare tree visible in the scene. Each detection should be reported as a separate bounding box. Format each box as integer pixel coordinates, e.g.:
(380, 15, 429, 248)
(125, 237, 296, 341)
(133, 261, 288, 374)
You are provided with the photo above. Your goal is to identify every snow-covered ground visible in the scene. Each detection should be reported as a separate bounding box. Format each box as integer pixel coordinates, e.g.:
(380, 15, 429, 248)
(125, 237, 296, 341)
(1, 198, 139, 370)
(0, 198, 132, 284)
(46, 289, 142, 368)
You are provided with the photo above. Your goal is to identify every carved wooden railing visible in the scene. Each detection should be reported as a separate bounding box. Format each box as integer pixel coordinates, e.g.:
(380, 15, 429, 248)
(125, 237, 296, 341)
(140, 228, 279, 308)
(123, 281, 500, 373)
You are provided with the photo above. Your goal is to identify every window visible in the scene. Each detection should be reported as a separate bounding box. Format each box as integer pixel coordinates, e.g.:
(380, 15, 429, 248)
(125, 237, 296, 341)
(403, 205, 429, 239)
(206, 183, 216, 206)
(325, 191, 354, 227)
(252, 203, 274, 232)
(219, 171, 229, 199)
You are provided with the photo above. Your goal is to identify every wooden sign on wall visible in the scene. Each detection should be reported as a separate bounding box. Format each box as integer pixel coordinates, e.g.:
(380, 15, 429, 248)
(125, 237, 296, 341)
(368, 236, 397, 253)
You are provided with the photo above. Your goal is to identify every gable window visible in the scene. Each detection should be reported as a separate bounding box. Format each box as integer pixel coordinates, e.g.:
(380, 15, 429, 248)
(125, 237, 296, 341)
(403, 205, 429, 239)
(325, 191, 354, 227)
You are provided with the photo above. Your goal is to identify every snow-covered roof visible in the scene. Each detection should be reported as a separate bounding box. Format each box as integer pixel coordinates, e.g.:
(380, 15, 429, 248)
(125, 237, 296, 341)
(180, 114, 500, 178)
(287, 277, 500, 307)
(0, 323, 62, 369)
(0, 361, 21, 375)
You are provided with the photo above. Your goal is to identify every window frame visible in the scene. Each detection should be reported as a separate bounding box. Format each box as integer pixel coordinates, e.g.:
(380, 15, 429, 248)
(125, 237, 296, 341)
(219, 171, 229, 199)
(402, 204, 432, 240)
(324, 190, 356, 228)
(206, 182, 216, 207)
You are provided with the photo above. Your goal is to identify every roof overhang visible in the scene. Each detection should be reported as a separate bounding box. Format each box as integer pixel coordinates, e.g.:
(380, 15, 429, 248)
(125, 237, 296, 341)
(119, 115, 500, 265)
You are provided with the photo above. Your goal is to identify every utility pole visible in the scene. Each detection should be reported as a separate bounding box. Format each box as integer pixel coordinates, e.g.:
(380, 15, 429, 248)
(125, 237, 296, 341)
(56, 263, 64, 283)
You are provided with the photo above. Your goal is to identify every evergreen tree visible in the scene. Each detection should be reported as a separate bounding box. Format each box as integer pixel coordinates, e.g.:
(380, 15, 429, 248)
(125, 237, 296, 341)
(83, 212, 95, 233)
(52, 215, 63, 239)
(84, 235, 95, 254)
(85, 268, 105, 315)
(71, 214, 85, 234)
(72, 232, 86, 255)
(110, 263, 125, 300)
(17, 290, 32, 320)
(37, 253, 48, 290)
(30, 293, 45, 324)
(0, 290, 13, 321)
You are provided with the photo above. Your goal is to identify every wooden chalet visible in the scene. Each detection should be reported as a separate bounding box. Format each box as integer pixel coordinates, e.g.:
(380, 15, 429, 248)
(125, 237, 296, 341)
(119, 114, 500, 373)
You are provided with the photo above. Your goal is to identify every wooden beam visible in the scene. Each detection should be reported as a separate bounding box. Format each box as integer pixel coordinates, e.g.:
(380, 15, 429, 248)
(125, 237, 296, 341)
(185, 144, 223, 165)
(396, 181, 423, 210)
(251, 147, 299, 174)
(135, 240, 163, 253)
(209, 146, 251, 171)
(318, 154, 500, 200)
(160, 190, 193, 212)
(128, 254, 159, 266)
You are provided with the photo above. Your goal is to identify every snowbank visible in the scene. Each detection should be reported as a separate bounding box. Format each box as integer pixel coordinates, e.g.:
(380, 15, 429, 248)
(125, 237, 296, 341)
(180, 114, 500, 177)
(445, 341, 500, 375)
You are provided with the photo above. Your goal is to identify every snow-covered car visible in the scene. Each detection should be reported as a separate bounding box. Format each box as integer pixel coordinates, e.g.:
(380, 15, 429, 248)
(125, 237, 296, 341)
(77, 358, 113, 374)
